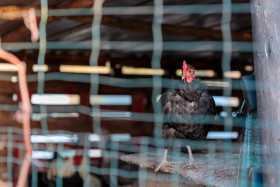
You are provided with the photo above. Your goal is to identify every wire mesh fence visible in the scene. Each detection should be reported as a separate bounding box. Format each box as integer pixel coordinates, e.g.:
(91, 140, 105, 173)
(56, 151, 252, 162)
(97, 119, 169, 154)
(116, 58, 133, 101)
(0, 0, 269, 186)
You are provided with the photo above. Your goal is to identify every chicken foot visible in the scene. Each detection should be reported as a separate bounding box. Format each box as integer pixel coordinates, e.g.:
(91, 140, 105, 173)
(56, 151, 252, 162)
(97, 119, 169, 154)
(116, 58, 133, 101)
(184, 145, 198, 170)
(154, 148, 168, 172)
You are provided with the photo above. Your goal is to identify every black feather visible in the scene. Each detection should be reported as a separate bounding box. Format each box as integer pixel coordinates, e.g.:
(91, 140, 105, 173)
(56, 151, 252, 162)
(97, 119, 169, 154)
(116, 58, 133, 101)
(155, 78, 216, 141)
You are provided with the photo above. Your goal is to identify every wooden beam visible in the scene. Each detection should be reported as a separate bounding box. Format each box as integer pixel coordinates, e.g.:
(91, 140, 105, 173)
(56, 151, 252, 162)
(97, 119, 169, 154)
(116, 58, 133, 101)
(98, 16, 252, 41)
(0, 6, 36, 20)
(71, 15, 248, 40)
(0, 4, 252, 42)
(251, 0, 280, 185)
(57, 0, 93, 9)
(0, 0, 94, 42)
(15, 51, 251, 69)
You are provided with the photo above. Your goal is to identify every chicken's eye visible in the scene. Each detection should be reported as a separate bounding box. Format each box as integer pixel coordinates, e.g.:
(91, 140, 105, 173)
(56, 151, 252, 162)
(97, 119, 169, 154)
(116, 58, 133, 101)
(189, 70, 191, 73)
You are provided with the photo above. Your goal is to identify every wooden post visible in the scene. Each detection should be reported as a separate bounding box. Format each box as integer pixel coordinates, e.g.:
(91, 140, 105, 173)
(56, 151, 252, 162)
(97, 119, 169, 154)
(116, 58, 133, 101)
(251, 1, 280, 186)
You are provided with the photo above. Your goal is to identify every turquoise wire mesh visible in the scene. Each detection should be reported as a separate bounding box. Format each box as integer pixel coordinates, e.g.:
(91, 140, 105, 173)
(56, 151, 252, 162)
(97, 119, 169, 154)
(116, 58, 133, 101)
(0, 1, 264, 187)
(241, 111, 261, 186)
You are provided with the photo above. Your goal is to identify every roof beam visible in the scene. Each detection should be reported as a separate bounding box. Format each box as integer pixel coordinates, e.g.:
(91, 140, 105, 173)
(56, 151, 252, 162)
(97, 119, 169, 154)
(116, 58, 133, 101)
(0, 3, 251, 42)
(76, 15, 252, 41)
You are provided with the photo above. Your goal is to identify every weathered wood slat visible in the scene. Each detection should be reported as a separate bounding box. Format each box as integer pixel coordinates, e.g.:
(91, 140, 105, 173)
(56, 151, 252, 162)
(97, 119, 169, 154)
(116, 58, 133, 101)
(251, 0, 280, 185)
(121, 152, 241, 187)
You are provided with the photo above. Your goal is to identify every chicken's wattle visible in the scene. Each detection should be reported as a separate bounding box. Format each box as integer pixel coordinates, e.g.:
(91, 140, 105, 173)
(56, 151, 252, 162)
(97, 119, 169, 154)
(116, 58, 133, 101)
(186, 76, 193, 83)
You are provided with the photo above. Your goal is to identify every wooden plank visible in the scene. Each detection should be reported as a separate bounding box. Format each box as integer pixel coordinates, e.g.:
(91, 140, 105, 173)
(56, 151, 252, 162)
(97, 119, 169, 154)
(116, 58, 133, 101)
(145, 169, 205, 187)
(121, 152, 241, 187)
(251, 0, 280, 185)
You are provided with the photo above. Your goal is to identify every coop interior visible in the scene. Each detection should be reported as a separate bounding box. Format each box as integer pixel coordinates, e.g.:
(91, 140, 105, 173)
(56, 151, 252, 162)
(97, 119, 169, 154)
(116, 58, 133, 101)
(0, 0, 265, 186)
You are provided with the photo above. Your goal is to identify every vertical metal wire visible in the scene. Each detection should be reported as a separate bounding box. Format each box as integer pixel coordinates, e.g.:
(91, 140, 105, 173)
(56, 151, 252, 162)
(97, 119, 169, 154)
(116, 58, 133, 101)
(221, 1, 233, 133)
(152, 0, 163, 119)
(221, 0, 233, 164)
(139, 137, 149, 187)
(152, 0, 163, 170)
(171, 140, 181, 187)
(90, 1, 106, 184)
(56, 143, 64, 187)
(90, 0, 104, 144)
(7, 128, 13, 185)
(31, 164, 38, 187)
(206, 142, 216, 184)
(83, 134, 91, 187)
(32, 139, 39, 187)
(38, 0, 49, 135)
(110, 141, 119, 187)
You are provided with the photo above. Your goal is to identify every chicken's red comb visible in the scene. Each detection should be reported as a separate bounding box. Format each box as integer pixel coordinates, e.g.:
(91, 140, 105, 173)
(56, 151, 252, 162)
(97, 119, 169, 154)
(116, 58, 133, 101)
(182, 60, 188, 69)
(182, 60, 188, 74)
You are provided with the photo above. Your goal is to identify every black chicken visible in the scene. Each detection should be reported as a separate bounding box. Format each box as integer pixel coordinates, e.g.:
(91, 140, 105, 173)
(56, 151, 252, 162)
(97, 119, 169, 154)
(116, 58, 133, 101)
(154, 61, 216, 172)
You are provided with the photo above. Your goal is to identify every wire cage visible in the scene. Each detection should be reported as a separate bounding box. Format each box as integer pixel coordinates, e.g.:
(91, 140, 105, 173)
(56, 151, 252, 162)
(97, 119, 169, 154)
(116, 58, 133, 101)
(0, 0, 273, 186)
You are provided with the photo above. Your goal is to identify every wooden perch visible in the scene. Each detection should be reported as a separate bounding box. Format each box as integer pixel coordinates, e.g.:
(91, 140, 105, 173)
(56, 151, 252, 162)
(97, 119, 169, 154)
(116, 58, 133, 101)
(121, 152, 241, 187)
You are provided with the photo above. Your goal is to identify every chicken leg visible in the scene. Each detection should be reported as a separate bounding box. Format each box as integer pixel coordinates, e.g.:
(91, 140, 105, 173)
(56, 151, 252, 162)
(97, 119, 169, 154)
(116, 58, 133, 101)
(184, 145, 198, 169)
(154, 148, 168, 172)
